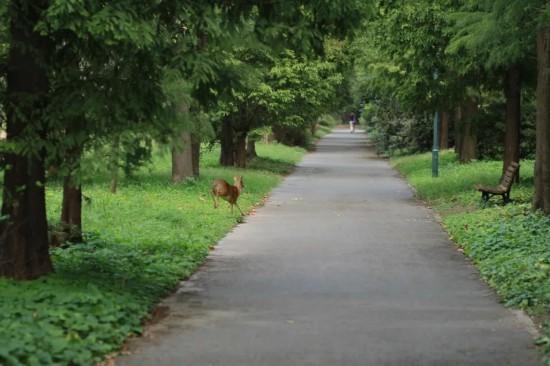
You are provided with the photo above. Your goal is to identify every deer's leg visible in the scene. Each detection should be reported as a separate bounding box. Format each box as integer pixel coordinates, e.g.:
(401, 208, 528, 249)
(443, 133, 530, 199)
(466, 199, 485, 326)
(235, 202, 244, 215)
(212, 192, 220, 208)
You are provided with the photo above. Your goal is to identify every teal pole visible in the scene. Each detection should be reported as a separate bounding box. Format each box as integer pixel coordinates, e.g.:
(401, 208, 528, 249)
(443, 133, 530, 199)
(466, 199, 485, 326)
(432, 71, 440, 177)
(432, 110, 440, 177)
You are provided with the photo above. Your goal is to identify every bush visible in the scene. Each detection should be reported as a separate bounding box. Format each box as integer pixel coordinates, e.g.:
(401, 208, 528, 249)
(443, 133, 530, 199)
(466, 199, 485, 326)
(445, 206, 550, 314)
(365, 104, 432, 156)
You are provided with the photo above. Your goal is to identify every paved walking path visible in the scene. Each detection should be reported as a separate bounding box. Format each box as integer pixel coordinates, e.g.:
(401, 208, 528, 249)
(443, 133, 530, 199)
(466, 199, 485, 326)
(118, 129, 541, 366)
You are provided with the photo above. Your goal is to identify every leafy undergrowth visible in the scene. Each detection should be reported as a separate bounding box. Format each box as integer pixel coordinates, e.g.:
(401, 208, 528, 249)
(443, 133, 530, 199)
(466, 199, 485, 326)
(392, 152, 550, 364)
(0, 143, 305, 366)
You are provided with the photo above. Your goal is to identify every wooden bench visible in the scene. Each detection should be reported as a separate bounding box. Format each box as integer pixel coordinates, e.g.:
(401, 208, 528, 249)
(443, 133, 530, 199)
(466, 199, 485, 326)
(475, 161, 519, 207)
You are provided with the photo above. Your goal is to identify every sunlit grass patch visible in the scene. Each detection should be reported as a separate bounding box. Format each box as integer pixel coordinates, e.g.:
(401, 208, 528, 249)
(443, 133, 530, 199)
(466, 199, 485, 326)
(392, 150, 534, 209)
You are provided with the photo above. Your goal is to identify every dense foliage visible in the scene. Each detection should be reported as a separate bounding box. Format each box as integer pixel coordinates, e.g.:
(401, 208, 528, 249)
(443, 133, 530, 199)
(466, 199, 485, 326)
(351, 0, 546, 160)
(0, 0, 367, 281)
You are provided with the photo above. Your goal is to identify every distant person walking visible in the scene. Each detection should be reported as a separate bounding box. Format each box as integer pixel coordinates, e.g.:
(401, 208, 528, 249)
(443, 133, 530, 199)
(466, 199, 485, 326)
(349, 112, 357, 133)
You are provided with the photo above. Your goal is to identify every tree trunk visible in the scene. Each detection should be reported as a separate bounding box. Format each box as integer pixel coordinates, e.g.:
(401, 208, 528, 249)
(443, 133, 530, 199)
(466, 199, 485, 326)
(60, 177, 83, 242)
(459, 99, 478, 163)
(171, 131, 194, 183)
(440, 111, 449, 150)
(0, 0, 53, 279)
(234, 132, 248, 168)
(191, 134, 200, 178)
(454, 107, 463, 156)
(534, 28, 550, 214)
(503, 64, 521, 182)
(247, 137, 258, 160)
(110, 170, 118, 193)
(220, 118, 235, 166)
(60, 148, 83, 243)
(310, 122, 317, 137)
(110, 138, 120, 193)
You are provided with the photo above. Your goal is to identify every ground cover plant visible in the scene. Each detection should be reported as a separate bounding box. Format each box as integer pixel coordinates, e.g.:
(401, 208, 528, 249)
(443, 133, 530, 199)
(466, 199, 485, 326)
(391, 151, 550, 364)
(0, 143, 305, 366)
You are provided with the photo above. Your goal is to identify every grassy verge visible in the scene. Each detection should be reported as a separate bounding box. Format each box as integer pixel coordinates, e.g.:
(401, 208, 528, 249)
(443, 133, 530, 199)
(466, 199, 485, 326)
(0, 143, 306, 366)
(391, 151, 550, 364)
(313, 114, 340, 142)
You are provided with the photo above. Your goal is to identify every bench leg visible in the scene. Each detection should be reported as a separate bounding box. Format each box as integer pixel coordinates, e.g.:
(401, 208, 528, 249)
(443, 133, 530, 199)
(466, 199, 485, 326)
(503, 192, 511, 205)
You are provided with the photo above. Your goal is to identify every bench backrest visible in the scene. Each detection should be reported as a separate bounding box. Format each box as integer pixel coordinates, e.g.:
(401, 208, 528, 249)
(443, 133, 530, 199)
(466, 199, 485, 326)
(499, 162, 520, 191)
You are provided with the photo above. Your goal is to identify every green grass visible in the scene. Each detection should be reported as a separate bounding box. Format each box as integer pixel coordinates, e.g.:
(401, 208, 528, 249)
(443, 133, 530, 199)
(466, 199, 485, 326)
(391, 151, 550, 364)
(314, 123, 335, 140)
(392, 151, 535, 211)
(0, 143, 306, 366)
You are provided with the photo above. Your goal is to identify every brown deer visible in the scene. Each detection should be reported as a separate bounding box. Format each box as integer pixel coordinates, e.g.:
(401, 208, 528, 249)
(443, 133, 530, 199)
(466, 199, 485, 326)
(212, 176, 244, 215)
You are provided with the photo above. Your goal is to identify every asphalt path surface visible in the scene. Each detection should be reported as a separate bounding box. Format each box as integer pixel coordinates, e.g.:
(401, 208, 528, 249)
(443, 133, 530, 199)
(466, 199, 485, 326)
(117, 129, 541, 366)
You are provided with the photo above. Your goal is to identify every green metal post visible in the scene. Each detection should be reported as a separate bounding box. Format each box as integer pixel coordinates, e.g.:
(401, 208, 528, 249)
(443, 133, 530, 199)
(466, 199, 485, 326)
(432, 71, 440, 177)
(432, 110, 440, 177)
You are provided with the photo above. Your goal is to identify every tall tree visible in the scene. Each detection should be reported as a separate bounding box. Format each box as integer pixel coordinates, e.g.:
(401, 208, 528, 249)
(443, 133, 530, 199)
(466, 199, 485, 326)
(0, 0, 53, 279)
(504, 64, 521, 181)
(350, 0, 470, 156)
(448, 1, 536, 173)
(207, 1, 368, 163)
(1, 0, 185, 277)
(534, 26, 550, 213)
(449, 0, 550, 212)
(0, 0, 371, 278)
(60, 144, 83, 241)
(219, 117, 236, 166)
(172, 132, 194, 182)
(459, 97, 479, 163)
(440, 111, 450, 149)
